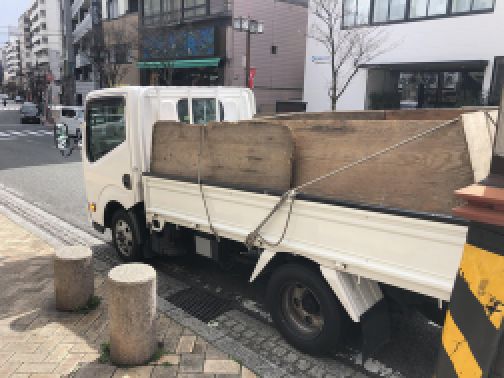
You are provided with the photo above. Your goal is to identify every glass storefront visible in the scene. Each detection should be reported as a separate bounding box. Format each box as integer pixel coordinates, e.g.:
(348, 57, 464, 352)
(398, 71, 484, 108)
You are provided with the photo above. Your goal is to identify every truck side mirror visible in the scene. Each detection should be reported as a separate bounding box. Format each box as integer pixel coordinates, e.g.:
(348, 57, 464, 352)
(54, 123, 74, 157)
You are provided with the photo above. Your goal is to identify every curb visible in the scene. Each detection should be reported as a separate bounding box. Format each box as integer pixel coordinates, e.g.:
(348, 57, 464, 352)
(0, 183, 289, 377)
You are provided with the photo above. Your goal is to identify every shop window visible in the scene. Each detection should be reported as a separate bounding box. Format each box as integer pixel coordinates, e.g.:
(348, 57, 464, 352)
(489, 57, 504, 105)
(128, 0, 138, 13)
(144, 0, 161, 17)
(347, 0, 494, 26)
(343, 0, 371, 26)
(161, 0, 181, 21)
(373, 0, 406, 22)
(473, 0, 494, 10)
(183, 0, 207, 19)
(410, 0, 448, 18)
(452, 0, 494, 12)
(396, 70, 484, 109)
(108, 0, 119, 19)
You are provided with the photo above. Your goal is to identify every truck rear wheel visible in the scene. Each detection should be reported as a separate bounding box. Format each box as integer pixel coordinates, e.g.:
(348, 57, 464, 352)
(111, 209, 143, 262)
(266, 263, 345, 355)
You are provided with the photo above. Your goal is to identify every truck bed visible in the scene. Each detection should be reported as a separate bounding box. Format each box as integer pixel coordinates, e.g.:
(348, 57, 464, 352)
(143, 175, 467, 301)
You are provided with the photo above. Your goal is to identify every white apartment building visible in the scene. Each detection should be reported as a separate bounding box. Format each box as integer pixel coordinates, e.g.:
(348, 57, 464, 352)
(5, 35, 21, 82)
(304, 0, 501, 111)
(18, 11, 33, 94)
(1, 47, 7, 84)
(29, 0, 63, 104)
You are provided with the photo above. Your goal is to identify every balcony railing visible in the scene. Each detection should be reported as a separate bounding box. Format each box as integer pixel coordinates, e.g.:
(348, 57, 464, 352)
(143, 0, 231, 26)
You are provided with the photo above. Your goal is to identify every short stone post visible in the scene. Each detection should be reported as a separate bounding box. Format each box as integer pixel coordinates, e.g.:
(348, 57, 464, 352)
(54, 246, 94, 311)
(108, 263, 157, 366)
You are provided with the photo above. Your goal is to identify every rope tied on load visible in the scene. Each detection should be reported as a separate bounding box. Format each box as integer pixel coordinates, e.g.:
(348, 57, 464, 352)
(244, 116, 462, 250)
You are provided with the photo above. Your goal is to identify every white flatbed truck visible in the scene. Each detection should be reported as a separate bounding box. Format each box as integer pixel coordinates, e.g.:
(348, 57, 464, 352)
(71, 87, 467, 355)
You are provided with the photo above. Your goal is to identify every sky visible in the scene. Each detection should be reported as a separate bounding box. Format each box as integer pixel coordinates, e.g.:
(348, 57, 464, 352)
(0, 0, 33, 46)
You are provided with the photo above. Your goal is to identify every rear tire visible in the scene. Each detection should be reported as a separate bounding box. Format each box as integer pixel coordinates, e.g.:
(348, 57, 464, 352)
(111, 209, 144, 262)
(266, 263, 345, 355)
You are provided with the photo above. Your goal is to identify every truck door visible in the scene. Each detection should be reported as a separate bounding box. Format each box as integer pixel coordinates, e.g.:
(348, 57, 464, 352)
(83, 96, 135, 227)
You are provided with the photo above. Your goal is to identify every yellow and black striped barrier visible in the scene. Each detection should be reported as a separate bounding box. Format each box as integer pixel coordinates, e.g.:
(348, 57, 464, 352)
(437, 218, 504, 377)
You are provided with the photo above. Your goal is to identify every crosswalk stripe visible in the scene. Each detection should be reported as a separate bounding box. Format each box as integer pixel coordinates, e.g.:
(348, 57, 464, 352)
(0, 129, 54, 140)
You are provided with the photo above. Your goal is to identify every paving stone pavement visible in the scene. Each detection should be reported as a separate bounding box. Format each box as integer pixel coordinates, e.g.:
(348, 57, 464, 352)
(0, 213, 259, 377)
(0, 183, 377, 378)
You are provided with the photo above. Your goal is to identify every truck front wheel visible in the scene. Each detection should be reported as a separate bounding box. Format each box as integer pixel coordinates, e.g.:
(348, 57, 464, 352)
(266, 263, 345, 355)
(111, 209, 143, 262)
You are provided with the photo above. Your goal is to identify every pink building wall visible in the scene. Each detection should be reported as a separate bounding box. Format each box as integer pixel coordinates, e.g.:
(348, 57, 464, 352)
(226, 0, 308, 113)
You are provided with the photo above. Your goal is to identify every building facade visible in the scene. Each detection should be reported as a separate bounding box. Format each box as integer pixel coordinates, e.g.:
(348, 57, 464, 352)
(304, 0, 501, 112)
(60, 0, 99, 105)
(101, 0, 140, 87)
(18, 11, 33, 98)
(138, 0, 308, 113)
(4, 35, 22, 95)
(28, 0, 63, 105)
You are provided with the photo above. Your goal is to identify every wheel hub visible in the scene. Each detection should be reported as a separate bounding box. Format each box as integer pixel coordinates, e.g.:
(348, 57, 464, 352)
(282, 282, 324, 338)
(301, 291, 320, 315)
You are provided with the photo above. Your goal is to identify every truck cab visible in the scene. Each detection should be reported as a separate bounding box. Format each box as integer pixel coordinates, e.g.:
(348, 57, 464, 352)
(82, 86, 256, 233)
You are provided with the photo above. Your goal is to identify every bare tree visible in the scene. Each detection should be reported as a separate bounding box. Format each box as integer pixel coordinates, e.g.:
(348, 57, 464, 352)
(309, 0, 393, 110)
(85, 18, 139, 88)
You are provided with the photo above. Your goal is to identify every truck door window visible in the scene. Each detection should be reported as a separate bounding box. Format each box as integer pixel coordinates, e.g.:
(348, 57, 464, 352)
(177, 98, 225, 124)
(86, 97, 126, 162)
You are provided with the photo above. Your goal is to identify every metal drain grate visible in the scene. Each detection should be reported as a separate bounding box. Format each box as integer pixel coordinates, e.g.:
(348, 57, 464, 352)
(167, 287, 234, 323)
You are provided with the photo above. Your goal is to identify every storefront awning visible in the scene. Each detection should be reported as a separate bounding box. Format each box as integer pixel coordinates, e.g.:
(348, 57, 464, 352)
(137, 58, 221, 69)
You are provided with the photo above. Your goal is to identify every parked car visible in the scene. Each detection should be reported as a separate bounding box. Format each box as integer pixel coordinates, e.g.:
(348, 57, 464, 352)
(20, 102, 40, 124)
(15, 96, 24, 103)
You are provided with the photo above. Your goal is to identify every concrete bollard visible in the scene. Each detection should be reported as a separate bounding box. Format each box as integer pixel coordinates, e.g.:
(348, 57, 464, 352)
(54, 246, 94, 311)
(108, 263, 157, 366)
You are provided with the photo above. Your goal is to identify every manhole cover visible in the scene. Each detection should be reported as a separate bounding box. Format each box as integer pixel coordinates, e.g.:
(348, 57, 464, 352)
(167, 287, 234, 323)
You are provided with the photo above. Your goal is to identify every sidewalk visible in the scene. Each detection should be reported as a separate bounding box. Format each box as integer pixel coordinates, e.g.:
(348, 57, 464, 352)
(0, 213, 257, 378)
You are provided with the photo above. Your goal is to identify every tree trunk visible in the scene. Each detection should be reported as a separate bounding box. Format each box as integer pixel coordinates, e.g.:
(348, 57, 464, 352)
(331, 51, 337, 111)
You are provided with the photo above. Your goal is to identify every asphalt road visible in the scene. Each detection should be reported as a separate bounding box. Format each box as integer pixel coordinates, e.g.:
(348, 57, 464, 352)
(0, 108, 442, 377)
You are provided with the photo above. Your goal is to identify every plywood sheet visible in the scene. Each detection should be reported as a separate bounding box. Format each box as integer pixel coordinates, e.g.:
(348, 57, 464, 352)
(151, 121, 294, 192)
(286, 119, 474, 215)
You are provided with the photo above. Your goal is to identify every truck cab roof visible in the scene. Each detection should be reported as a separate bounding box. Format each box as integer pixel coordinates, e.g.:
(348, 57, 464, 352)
(86, 86, 256, 122)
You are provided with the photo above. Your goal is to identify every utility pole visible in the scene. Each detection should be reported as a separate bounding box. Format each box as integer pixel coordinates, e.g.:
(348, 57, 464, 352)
(245, 29, 250, 88)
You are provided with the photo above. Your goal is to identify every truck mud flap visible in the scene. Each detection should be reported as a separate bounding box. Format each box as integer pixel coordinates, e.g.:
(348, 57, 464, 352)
(360, 299, 391, 359)
(320, 267, 383, 322)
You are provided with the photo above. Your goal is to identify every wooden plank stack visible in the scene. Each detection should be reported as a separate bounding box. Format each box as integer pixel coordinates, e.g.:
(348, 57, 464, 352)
(284, 119, 473, 215)
(151, 109, 488, 216)
(151, 121, 293, 192)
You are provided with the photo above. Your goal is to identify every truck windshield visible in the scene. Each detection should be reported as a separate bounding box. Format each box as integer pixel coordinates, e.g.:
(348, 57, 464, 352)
(86, 97, 126, 162)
